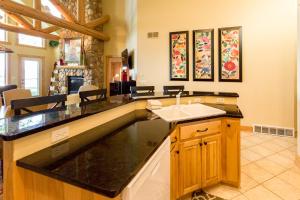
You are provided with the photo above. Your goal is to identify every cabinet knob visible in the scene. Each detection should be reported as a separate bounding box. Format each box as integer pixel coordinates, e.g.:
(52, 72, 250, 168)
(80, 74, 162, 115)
(199, 143, 203, 146)
(227, 124, 231, 128)
(176, 151, 179, 154)
(204, 142, 208, 145)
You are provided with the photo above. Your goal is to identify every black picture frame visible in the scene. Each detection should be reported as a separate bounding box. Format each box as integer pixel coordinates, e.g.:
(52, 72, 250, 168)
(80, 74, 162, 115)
(169, 31, 189, 81)
(218, 26, 243, 82)
(193, 29, 214, 82)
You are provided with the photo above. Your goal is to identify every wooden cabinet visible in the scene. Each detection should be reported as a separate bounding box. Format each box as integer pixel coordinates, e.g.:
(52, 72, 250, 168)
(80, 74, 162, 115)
(201, 134, 221, 188)
(171, 144, 179, 200)
(171, 118, 240, 199)
(179, 139, 202, 196)
(222, 119, 240, 187)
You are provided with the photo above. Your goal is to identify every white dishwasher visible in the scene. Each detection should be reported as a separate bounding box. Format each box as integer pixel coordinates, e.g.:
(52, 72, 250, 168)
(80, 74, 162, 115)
(122, 136, 170, 200)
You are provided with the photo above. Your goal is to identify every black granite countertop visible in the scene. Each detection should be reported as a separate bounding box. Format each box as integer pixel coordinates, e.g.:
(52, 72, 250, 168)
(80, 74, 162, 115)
(17, 104, 243, 198)
(17, 110, 172, 198)
(0, 91, 241, 141)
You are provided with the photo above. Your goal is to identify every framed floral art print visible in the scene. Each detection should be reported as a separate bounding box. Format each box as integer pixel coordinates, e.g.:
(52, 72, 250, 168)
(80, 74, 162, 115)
(218, 26, 242, 82)
(193, 29, 214, 81)
(169, 31, 189, 81)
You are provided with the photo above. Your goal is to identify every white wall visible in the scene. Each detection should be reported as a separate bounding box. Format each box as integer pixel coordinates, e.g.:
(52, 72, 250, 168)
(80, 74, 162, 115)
(136, 0, 297, 128)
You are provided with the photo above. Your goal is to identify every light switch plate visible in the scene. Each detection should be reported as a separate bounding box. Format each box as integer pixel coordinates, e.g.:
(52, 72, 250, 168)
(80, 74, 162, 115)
(51, 127, 69, 144)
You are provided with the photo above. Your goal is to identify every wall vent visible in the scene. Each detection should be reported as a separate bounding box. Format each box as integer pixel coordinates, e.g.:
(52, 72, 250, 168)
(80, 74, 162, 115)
(147, 32, 159, 38)
(253, 124, 294, 137)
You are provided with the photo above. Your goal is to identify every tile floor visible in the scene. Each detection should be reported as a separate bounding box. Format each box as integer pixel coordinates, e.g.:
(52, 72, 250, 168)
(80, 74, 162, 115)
(203, 131, 300, 200)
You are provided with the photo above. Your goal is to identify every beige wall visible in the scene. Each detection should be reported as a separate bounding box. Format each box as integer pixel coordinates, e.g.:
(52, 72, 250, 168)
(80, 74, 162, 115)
(102, 0, 127, 57)
(3, 32, 57, 96)
(102, 0, 138, 80)
(297, 0, 300, 155)
(135, 0, 297, 128)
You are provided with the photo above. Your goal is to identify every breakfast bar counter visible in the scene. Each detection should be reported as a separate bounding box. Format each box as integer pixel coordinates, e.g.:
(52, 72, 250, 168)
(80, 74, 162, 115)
(0, 91, 242, 200)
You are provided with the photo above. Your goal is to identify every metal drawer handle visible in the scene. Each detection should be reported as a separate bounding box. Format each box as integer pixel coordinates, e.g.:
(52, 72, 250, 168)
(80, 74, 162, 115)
(196, 128, 208, 133)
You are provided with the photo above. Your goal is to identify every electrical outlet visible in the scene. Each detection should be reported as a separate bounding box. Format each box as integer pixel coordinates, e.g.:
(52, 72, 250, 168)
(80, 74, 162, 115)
(51, 127, 69, 144)
(217, 98, 225, 104)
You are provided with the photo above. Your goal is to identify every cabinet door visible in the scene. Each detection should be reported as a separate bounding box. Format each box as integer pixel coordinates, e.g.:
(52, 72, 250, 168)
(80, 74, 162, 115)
(201, 134, 221, 188)
(222, 119, 240, 187)
(179, 139, 202, 196)
(171, 144, 179, 200)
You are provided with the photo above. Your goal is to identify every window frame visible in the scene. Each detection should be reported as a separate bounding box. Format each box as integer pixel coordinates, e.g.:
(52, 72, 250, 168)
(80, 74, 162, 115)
(0, 54, 8, 86)
(17, 34, 46, 49)
(0, 10, 8, 43)
(18, 55, 44, 96)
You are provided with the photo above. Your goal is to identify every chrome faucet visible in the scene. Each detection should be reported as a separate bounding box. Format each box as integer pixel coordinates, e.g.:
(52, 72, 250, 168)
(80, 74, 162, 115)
(176, 92, 182, 106)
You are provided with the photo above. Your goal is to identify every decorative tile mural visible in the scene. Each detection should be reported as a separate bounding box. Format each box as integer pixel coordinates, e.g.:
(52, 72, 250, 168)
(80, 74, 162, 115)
(169, 31, 189, 81)
(193, 29, 214, 81)
(219, 26, 242, 82)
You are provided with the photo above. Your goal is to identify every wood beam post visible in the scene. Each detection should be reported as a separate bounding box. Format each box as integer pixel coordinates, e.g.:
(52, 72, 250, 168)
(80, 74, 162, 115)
(6, 12, 33, 29)
(0, 0, 110, 41)
(77, 0, 85, 24)
(0, 22, 60, 40)
(34, 0, 41, 29)
(49, 0, 77, 23)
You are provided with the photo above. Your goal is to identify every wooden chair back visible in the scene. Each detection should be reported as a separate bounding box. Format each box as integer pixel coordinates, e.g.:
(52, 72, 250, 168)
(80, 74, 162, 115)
(79, 89, 107, 106)
(0, 84, 17, 105)
(3, 89, 32, 106)
(11, 94, 67, 116)
(130, 86, 155, 96)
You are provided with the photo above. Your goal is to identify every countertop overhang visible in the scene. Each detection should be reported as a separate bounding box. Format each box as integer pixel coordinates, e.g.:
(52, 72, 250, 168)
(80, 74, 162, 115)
(0, 91, 241, 141)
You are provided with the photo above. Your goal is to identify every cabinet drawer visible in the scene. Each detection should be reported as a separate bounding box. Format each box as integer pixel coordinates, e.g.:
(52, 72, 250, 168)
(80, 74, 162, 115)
(179, 120, 221, 140)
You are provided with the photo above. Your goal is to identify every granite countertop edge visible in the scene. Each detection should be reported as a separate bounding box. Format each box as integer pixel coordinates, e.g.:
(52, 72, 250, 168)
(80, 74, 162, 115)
(0, 92, 242, 141)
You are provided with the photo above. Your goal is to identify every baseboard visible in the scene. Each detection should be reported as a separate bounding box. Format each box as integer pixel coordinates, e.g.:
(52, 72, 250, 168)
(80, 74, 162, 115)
(241, 126, 253, 132)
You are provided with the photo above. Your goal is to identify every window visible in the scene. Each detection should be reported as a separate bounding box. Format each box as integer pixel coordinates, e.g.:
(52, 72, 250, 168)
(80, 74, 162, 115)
(18, 34, 44, 48)
(0, 54, 7, 86)
(0, 10, 7, 42)
(41, 0, 62, 18)
(21, 57, 42, 96)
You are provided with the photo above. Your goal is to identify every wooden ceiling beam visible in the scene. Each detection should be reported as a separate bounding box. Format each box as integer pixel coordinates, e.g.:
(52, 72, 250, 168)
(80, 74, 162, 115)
(77, 0, 85, 24)
(0, 22, 60, 40)
(0, 0, 110, 41)
(49, 0, 77, 23)
(43, 15, 110, 33)
(6, 12, 33, 29)
(85, 15, 110, 28)
(41, 25, 60, 33)
(34, 0, 41, 29)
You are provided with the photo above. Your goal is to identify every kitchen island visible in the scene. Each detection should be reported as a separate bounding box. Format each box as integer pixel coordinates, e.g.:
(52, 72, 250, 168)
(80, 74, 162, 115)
(0, 91, 242, 200)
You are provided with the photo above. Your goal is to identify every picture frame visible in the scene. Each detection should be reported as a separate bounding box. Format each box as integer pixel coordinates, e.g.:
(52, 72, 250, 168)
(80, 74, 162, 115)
(169, 31, 189, 81)
(64, 38, 82, 64)
(218, 26, 242, 82)
(193, 29, 214, 81)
